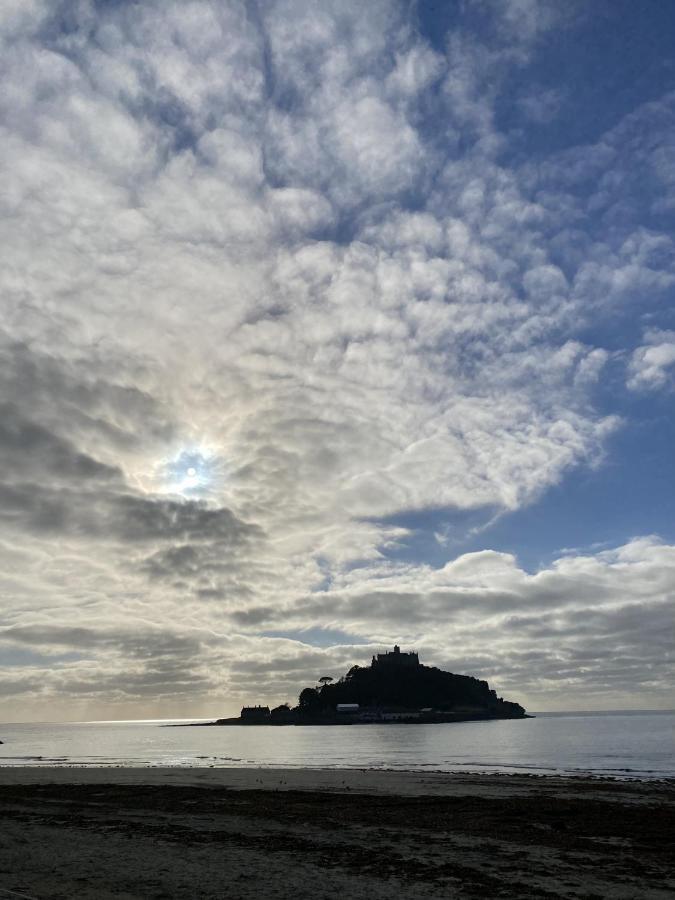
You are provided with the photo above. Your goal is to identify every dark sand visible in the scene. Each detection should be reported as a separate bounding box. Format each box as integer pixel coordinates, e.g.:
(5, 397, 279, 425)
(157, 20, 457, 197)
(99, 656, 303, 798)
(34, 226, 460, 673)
(0, 768, 673, 899)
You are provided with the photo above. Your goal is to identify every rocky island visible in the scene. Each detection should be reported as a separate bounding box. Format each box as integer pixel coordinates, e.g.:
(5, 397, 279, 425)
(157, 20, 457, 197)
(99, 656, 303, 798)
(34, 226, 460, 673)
(201, 646, 528, 726)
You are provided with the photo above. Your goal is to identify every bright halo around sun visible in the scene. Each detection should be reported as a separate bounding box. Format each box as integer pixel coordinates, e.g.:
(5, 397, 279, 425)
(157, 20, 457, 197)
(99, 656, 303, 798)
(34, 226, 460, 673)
(160, 449, 219, 497)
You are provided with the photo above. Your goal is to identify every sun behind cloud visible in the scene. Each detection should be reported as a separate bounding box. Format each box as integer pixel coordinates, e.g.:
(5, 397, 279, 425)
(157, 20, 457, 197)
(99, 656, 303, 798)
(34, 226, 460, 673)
(156, 449, 223, 498)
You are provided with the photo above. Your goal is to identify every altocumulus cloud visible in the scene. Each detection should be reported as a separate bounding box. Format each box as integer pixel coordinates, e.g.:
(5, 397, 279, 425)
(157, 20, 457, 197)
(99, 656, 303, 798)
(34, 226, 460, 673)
(0, 0, 673, 720)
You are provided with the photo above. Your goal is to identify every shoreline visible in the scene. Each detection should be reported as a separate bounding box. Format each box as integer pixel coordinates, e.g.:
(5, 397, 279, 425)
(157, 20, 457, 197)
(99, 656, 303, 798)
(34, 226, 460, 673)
(0, 764, 673, 787)
(1, 760, 672, 783)
(0, 768, 673, 898)
(168, 712, 535, 727)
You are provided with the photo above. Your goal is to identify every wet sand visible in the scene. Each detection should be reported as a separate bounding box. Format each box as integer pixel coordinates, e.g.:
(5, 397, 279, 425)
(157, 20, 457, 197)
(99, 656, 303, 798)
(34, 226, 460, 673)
(0, 767, 673, 898)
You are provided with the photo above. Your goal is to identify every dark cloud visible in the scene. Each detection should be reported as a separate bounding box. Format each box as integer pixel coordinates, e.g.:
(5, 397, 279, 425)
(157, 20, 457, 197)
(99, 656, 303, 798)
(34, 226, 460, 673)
(1, 625, 107, 648)
(0, 402, 121, 482)
(230, 606, 278, 627)
(0, 481, 259, 546)
(0, 338, 175, 453)
(106, 493, 260, 543)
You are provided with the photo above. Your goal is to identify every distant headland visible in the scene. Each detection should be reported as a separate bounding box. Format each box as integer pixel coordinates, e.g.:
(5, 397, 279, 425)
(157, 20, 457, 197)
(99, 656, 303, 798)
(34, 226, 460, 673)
(184, 646, 530, 727)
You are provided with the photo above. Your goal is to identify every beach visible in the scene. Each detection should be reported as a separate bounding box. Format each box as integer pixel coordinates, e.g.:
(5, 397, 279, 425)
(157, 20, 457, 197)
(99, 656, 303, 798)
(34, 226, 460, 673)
(0, 768, 673, 899)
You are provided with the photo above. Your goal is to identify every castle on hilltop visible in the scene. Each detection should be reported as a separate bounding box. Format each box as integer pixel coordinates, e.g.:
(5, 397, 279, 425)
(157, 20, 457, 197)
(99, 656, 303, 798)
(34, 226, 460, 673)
(210, 642, 528, 726)
(371, 645, 419, 668)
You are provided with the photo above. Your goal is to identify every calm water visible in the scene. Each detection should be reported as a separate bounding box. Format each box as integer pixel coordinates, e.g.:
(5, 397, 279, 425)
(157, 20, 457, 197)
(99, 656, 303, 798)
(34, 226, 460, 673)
(0, 712, 673, 779)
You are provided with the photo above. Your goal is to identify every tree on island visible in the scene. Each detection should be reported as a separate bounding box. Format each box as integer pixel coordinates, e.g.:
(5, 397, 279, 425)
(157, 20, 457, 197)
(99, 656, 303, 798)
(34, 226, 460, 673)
(298, 687, 322, 712)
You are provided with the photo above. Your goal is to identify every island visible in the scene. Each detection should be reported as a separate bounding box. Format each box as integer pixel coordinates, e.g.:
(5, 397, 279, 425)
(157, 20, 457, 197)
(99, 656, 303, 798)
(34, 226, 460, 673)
(191, 646, 529, 726)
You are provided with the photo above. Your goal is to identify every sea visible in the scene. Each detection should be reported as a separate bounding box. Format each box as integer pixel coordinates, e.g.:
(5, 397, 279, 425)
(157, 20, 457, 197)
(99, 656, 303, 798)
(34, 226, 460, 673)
(0, 711, 672, 779)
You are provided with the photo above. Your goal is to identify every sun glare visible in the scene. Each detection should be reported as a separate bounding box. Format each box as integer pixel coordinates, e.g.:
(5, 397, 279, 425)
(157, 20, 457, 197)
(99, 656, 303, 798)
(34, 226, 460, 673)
(157, 449, 220, 497)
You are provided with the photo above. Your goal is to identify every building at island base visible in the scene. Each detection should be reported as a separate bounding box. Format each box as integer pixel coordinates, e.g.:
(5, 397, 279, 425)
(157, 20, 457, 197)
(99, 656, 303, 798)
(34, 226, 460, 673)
(336, 703, 360, 715)
(338, 703, 406, 721)
(332, 704, 498, 723)
(335, 703, 500, 724)
(240, 705, 271, 723)
(336, 704, 428, 722)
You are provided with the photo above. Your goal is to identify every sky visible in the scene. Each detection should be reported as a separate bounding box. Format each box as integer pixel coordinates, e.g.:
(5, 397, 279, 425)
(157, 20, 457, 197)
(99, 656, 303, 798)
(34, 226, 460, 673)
(1, 0, 674, 722)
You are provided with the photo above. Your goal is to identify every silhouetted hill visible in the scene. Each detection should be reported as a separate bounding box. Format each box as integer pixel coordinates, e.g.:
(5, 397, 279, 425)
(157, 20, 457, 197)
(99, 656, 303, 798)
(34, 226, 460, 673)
(296, 648, 525, 719)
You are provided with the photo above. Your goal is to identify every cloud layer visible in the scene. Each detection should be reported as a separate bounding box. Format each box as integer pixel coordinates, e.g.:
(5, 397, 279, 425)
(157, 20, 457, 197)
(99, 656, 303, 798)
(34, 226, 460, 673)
(1, 0, 673, 719)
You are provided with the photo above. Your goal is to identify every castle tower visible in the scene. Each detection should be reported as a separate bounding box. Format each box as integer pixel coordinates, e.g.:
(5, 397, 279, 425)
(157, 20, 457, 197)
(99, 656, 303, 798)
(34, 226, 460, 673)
(371, 645, 419, 668)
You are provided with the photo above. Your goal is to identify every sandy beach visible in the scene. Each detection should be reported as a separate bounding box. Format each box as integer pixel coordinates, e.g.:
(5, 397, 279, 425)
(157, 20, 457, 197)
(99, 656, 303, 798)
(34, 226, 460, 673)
(0, 768, 673, 899)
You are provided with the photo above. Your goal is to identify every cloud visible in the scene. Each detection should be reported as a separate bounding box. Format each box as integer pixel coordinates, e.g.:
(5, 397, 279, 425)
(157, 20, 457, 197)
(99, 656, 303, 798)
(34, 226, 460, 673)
(1, 537, 672, 716)
(231, 537, 675, 708)
(0, 339, 259, 550)
(627, 330, 675, 391)
(517, 87, 564, 123)
(261, 0, 436, 208)
(479, 0, 578, 46)
(0, 402, 120, 483)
